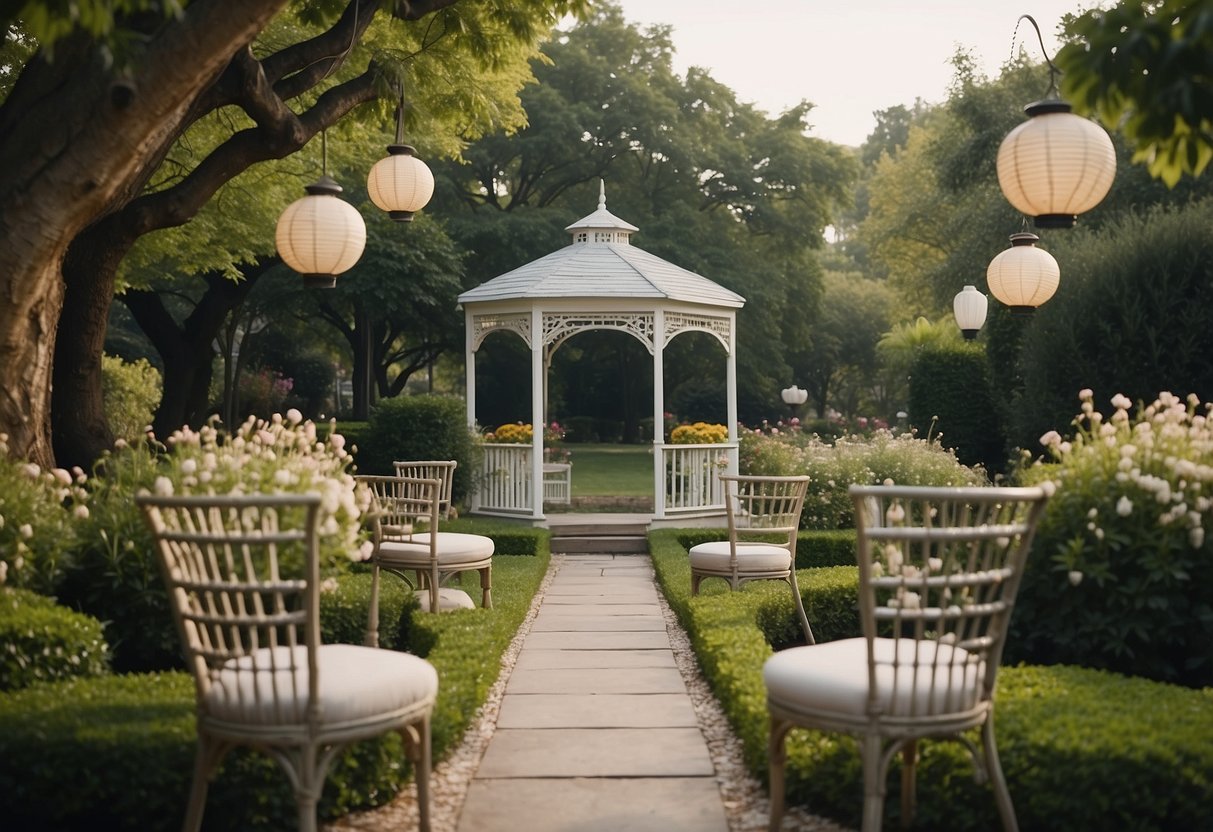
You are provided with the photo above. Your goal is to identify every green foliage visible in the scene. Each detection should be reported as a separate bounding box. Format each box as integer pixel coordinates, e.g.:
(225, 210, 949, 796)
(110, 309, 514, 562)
(0, 439, 87, 594)
(442, 518, 549, 556)
(1009, 199, 1213, 454)
(908, 343, 1004, 473)
(319, 572, 417, 650)
(359, 395, 480, 502)
(101, 353, 162, 442)
(650, 530, 1213, 831)
(0, 588, 110, 691)
(1059, 0, 1213, 186)
(674, 529, 856, 571)
(1013, 391, 1213, 687)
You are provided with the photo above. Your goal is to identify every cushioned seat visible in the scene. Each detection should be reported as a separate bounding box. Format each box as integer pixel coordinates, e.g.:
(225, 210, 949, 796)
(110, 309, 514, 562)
(208, 644, 439, 725)
(764, 638, 983, 719)
(688, 540, 791, 573)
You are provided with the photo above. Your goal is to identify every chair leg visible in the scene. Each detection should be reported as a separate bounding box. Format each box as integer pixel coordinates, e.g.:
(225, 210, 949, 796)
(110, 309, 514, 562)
(404, 717, 433, 832)
(899, 740, 918, 829)
(691, 572, 702, 596)
(480, 565, 493, 609)
(787, 571, 815, 645)
(294, 745, 320, 832)
(366, 563, 381, 648)
(861, 733, 886, 832)
(982, 716, 1019, 832)
(183, 736, 224, 832)
(428, 564, 440, 614)
(768, 715, 792, 832)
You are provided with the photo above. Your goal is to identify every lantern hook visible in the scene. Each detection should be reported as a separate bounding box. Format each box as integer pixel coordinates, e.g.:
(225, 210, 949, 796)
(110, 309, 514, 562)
(1011, 14, 1061, 100)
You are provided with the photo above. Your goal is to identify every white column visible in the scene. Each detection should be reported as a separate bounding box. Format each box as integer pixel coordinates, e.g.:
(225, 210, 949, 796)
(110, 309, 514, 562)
(726, 313, 739, 477)
(530, 307, 545, 520)
(653, 308, 666, 519)
(465, 309, 479, 512)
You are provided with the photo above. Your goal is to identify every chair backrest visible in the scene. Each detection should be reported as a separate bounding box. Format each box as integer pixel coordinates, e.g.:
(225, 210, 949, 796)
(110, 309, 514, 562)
(849, 484, 1048, 717)
(393, 460, 457, 519)
(137, 493, 323, 724)
(358, 474, 442, 547)
(722, 474, 810, 550)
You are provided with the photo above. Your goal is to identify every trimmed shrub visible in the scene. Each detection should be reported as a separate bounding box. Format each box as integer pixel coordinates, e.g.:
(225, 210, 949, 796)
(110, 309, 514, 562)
(319, 572, 417, 650)
(0, 673, 409, 831)
(1012, 391, 1213, 687)
(650, 529, 1213, 831)
(358, 396, 480, 503)
(443, 518, 548, 556)
(0, 588, 109, 691)
(908, 343, 1004, 473)
(101, 354, 162, 442)
(675, 529, 856, 570)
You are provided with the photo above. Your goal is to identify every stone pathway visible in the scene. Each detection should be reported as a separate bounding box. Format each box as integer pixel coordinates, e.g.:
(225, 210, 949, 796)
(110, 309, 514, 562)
(457, 553, 730, 832)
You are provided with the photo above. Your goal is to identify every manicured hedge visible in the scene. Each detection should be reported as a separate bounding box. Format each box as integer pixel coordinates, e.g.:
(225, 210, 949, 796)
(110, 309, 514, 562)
(444, 518, 549, 556)
(0, 588, 110, 691)
(0, 546, 551, 830)
(650, 529, 1213, 831)
(674, 529, 856, 570)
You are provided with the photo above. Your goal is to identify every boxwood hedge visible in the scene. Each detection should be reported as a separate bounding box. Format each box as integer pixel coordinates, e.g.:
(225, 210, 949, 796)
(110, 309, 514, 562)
(650, 529, 1213, 831)
(674, 529, 856, 570)
(0, 588, 110, 691)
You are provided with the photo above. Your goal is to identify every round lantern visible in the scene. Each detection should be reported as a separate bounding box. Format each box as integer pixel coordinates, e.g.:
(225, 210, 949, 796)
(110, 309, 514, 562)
(275, 176, 367, 288)
(367, 144, 434, 221)
(985, 233, 1059, 314)
(953, 285, 988, 340)
(996, 101, 1116, 228)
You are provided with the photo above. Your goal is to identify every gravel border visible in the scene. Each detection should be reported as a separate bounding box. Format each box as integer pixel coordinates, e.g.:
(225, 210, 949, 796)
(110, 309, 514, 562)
(327, 553, 852, 832)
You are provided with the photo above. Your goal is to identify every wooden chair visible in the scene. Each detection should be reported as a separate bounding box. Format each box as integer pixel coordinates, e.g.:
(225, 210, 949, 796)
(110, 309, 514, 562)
(764, 484, 1049, 832)
(689, 474, 814, 645)
(137, 493, 437, 832)
(358, 475, 494, 646)
(392, 460, 458, 520)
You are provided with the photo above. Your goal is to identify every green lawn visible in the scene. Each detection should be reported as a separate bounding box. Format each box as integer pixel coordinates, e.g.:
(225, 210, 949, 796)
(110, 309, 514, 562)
(566, 443, 654, 497)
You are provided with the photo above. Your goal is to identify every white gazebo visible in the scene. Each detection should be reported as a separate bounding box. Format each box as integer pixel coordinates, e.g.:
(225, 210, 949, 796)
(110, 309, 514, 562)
(458, 182, 745, 521)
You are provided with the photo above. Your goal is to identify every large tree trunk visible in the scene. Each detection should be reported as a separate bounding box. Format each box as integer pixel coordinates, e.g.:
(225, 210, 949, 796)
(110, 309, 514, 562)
(0, 1, 288, 464)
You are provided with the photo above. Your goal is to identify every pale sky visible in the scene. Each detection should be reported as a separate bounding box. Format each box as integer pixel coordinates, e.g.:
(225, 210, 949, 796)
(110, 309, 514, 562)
(612, 0, 1096, 147)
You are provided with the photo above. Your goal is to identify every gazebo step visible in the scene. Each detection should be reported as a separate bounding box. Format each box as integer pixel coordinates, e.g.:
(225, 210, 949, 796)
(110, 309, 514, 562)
(548, 522, 649, 538)
(551, 535, 649, 554)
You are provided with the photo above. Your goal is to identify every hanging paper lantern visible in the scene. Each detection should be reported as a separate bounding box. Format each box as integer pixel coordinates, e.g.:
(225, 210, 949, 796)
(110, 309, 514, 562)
(275, 176, 366, 288)
(367, 144, 434, 221)
(953, 285, 989, 340)
(986, 233, 1060, 314)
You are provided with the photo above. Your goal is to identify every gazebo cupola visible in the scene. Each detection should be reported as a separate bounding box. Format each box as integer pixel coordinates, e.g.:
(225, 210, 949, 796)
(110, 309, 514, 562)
(565, 181, 638, 246)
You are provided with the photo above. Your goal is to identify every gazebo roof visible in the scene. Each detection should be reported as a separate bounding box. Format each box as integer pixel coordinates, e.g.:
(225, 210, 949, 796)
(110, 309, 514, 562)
(457, 183, 745, 309)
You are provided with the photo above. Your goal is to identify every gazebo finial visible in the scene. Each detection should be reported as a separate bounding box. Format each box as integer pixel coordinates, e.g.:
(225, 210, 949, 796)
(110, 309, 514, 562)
(598, 178, 606, 210)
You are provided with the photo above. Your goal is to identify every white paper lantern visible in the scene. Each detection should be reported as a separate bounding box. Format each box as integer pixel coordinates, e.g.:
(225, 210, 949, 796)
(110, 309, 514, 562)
(367, 144, 434, 221)
(997, 101, 1116, 228)
(986, 233, 1060, 314)
(275, 176, 367, 288)
(953, 285, 988, 340)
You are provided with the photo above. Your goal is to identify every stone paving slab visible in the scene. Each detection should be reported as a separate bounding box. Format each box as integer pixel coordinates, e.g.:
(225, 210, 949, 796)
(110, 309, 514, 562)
(522, 631, 671, 650)
(496, 693, 697, 728)
(475, 727, 714, 778)
(505, 666, 686, 695)
(513, 648, 676, 670)
(535, 603, 659, 615)
(458, 777, 728, 832)
(541, 593, 658, 604)
(545, 579, 657, 592)
(530, 613, 666, 632)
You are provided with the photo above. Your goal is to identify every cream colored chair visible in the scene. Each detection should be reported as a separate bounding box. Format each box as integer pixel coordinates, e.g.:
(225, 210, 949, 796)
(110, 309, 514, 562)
(359, 475, 494, 645)
(392, 460, 458, 520)
(689, 474, 814, 645)
(764, 484, 1049, 832)
(137, 492, 437, 832)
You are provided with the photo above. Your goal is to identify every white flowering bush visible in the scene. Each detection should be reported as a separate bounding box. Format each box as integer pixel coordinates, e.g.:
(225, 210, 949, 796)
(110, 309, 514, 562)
(0, 433, 89, 594)
(58, 412, 367, 672)
(1014, 390, 1213, 687)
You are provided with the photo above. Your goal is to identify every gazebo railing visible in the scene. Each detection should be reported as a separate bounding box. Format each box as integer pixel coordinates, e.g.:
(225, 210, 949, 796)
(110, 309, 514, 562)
(659, 443, 737, 516)
(474, 443, 533, 516)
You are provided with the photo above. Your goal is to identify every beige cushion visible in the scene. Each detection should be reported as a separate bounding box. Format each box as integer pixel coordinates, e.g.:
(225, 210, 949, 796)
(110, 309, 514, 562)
(205, 644, 438, 725)
(763, 637, 984, 718)
(688, 540, 791, 572)
(415, 587, 476, 612)
(379, 531, 494, 567)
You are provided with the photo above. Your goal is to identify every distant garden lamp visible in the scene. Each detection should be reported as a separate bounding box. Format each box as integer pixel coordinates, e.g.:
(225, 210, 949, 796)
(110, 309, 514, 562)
(986, 232, 1059, 314)
(781, 385, 808, 419)
(996, 14, 1116, 228)
(275, 132, 366, 288)
(953, 284, 988, 340)
(367, 83, 434, 221)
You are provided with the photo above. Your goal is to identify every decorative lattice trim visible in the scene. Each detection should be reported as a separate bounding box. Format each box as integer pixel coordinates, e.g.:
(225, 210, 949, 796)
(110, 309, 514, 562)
(664, 311, 733, 352)
(543, 312, 655, 354)
(472, 313, 532, 351)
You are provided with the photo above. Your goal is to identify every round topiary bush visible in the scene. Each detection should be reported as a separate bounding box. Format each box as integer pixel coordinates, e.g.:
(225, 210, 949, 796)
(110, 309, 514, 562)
(358, 395, 480, 503)
(1012, 389, 1213, 687)
(0, 588, 109, 691)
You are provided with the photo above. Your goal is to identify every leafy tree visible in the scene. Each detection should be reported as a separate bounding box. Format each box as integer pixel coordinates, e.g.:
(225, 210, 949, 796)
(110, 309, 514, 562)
(1059, 0, 1213, 186)
(0, 0, 582, 467)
